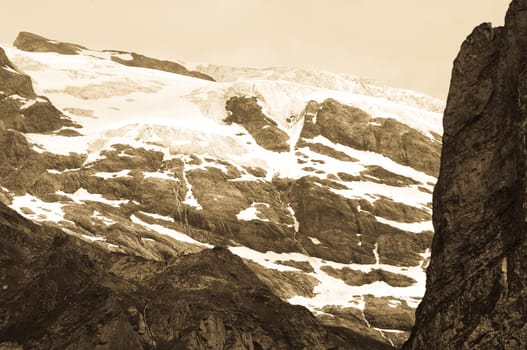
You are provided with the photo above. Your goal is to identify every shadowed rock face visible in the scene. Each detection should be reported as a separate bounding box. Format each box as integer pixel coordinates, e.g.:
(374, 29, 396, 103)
(14, 31, 86, 55)
(403, 1, 527, 348)
(0, 203, 391, 350)
(111, 52, 215, 81)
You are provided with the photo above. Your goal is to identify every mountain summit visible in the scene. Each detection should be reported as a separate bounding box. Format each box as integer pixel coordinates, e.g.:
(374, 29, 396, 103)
(0, 32, 443, 348)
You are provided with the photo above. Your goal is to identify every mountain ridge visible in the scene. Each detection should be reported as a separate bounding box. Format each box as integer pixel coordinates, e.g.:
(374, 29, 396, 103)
(0, 31, 443, 348)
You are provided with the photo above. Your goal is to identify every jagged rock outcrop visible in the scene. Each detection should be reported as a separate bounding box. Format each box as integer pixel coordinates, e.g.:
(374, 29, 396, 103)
(0, 48, 36, 98)
(298, 99, 441, 176)
(111, 52, 215, 81)
(14, 31, 86, 55)
(225, 96, 290, 152)
(403, 1, 527, 348)
(0, 47, 80, 133)
(0, 203, 391, 350)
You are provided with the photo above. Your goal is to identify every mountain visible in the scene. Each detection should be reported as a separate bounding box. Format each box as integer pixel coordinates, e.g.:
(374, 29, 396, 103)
(0, 32, 443, 348)
(403, 0, 527, 348)
(1, 201, 395, 350)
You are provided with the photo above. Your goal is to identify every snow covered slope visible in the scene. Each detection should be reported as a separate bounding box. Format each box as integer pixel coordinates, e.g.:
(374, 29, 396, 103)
(0, 33, 443, 348)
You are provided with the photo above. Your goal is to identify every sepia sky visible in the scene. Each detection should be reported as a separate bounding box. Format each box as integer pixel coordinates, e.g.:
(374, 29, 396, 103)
(0, 0, 511, 99)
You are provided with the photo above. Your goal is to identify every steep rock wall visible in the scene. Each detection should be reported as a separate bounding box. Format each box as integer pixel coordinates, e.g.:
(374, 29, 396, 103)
(403, 1, 527, 348)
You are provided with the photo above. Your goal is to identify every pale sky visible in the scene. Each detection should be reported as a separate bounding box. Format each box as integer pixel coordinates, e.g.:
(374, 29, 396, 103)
(0, 0, 511, 99)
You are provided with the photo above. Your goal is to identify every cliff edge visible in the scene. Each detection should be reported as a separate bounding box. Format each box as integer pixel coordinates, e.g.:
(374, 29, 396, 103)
(403, 1, 527, 348)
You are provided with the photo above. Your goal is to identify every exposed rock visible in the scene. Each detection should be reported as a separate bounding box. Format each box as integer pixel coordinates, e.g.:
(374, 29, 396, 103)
(289, 177, 377, 264)
(242, 166, 267, 178)
(13, 31, 85, 55)
(317, 306, 394, 349)
(320, 266, 417, 287)
(225, 96, 290, 152)
(0, 203, 389, 349)
(299, 98, 440, 176)
(404, 1, 527, 348)
(0, 32, 441, 346)
(0, 128, 33, 179)
(298, 141, 359, 162)
(275, 260, 315, 273)
(336, 168, 421, 189)
(376, 229, 432, 267)
(0, 48, 36, 98)
(0, 48, 80, 133)
(245, 261, 318, 299)
(111, 52, 215, 81)
(360, 166, 420, 187)
(360, 198, 431, 223)
(363, 296, 415, 332)
(186, 167, 299, 253)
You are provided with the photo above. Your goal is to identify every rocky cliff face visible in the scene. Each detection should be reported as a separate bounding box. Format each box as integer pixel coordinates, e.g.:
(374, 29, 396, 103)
(1, 203, 393, 350)
(0, 32, 443, 348)
(403, 1, 527, 348)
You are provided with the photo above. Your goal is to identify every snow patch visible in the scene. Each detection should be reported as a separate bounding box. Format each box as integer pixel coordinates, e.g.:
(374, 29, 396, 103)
(10, 194, 67, 223)
(308, 237, 321, 245)
(93, 169, 131, 179)
(375, 217, 433, 233)
(139, 211, 175, 222)
(236, 202, 270, 222)
(131, 215, 211, 247)
(57, 188, 129, 207)
(287, 206, 300, 232)
(143, 171, 177, 181)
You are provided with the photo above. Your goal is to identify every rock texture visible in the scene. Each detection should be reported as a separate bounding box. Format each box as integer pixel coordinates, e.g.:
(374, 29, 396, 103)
(14, 32, 86, 55)
(1, 34, 442, 348)
(403, 1, 527, 348)
(0, 47, 80, 133)
(111, 52, 215, 81)
(298, 99, 441, 176)
(225, 96, 290, 152)
(0, 202, 393, 350)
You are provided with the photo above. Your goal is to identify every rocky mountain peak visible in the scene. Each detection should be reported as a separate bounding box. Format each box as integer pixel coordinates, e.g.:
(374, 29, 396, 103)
(403, 1, 527, 348)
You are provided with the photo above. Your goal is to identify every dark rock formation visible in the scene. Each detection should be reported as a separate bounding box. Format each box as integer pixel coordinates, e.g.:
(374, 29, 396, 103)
(320, 266, 417, 287)
(0, 202, 392, 349)
(0, 48, 36, 98)
(403, 1, 527, 348)
(14, 31, 86, 55)
(111, 52, 215, 81)
(288, 177, 432, 266)
(225, 96, 290, 152)
(363, 296, 415, 332)
(0, 47, 80, 133)
(298, 98, 441, 176)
